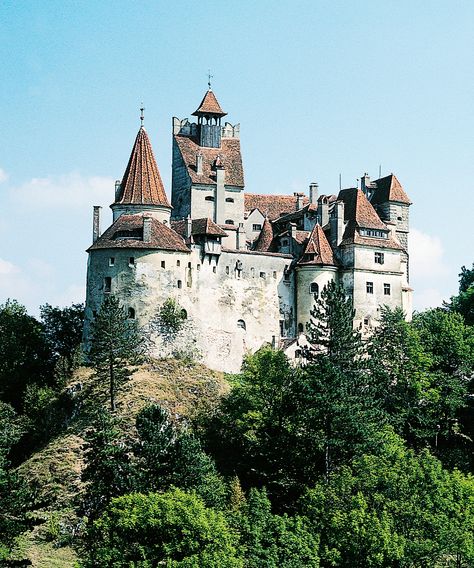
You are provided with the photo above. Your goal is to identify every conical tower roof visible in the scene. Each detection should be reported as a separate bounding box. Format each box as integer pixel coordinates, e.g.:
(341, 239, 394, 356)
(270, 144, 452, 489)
(254, 217, 274, 252)
(298, 224, 335, 265)
(115, 127, 170, 208)
(192, 89, 227, 117)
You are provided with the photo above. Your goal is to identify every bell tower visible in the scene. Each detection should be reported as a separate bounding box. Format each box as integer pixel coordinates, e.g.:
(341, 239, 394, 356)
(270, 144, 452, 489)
(192, 88, 227, 148)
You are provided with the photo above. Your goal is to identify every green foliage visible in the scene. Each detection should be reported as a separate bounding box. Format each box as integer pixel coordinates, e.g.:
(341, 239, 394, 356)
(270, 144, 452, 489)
(81, 408, 137, 519)
(88, 295, 143, 411)
(448, 263, 474, 325)
(81, 488, 243, 567)
(159, 297, 187, 334)
(301, 429, 474, 567)
(40, 302, 84, 375)
(0, 299, 55, 409)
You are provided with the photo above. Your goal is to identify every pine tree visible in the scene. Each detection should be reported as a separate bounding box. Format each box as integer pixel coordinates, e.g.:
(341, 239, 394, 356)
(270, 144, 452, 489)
(88, 295, 143, 411)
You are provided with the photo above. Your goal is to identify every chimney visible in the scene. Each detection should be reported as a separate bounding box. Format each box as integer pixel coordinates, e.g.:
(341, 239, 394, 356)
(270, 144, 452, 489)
(92, 206, 101, 243)
(309, 182, 318, 204)
(215, 158, 226, 224)
(114, 180, 122, 201)
(318, 198, 329, 227)
(330, 201, 345, 246)
(236, 223, 246, 250)
(196, 153, 203, 175)
(295, 192, 304, 210)
(289, 222, 297, 253)
(143, 216, 152, 243)
(361, 173, 371, 195)
(185, 215, 193, 239)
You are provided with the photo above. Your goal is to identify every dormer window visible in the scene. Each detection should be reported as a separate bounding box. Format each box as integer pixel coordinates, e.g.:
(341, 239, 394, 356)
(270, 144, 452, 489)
(360, 228, 388, 239)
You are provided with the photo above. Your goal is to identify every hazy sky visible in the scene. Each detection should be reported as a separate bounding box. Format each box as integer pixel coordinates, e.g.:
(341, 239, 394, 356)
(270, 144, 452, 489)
(0, 0, 473, 314)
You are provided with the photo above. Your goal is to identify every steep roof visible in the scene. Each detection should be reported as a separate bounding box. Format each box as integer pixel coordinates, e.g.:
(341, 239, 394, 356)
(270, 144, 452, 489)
(338, 188, 387, 230)
(244, 194, 309, 221)
(174, 136, 244, 187)
(88, 214, 188, 252)
(339, 223, 403, 250)
(370, 174, 411, 205)
(192, 89, 227, 117)
(171, 218, 228, 238)
(298, 224, 336, 266)
(115, 127, 171, 208)
(253, 217, 273, 252)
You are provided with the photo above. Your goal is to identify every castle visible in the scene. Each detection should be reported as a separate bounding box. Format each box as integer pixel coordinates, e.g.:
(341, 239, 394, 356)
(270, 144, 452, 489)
(84, 88, 412, 372)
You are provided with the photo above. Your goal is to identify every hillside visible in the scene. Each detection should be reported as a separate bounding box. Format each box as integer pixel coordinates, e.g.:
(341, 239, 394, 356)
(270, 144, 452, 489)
(10, 359, 228, 567)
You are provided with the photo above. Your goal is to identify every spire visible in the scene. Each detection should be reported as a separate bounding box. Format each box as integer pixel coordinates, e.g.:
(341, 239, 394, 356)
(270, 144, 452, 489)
(116, 127, 171, 208)
(299, 224, 335, 265)
(254, 217, 274, 252)
(192, 89, 227, 117)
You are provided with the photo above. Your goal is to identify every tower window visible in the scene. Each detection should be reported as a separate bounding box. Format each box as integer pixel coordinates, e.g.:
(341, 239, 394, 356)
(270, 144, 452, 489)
(205, 196, 215, 201)
(129, 257, 135, 266)
(177, 260, 181, 267)
(253, 224, 262, 231)
(177, 280, 182, 289)
(273, 271, 277, 279)
(104, 277, 111, 293)
(374, 252, 384, 265)
(188, 262, 192, 268)
(237, 319, 246, 330)
(260, 271, 266, 279)
(161, 260, 166, 268)
(226, 197, 234, 203)
(250, 267, 255, 278)
(309, 282, 319, 296)
(197, 264, 201, 271)
(181, 309, 187, 319)
(128, 307, 135, 319)
(213, 266, 217, 273)
(384, 283, 391, 295)
(225, 219, 234, 225)
(226, 266, 230, 275)
(366, 282, 374, 294)
(298, 323, 304, 333)
(109, 257, 115, 266)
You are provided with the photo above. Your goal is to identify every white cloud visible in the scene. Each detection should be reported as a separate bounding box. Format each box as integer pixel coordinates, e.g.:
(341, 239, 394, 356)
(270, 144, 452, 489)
(409, 228, 450, 310)
(51, 283, 85, 308)
(0, 168, 8, 184)
(9, 172, 114, 209)
(0, 258, 20, 275)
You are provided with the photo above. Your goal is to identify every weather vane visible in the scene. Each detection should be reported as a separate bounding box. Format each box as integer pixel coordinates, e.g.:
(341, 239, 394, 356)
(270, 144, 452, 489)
(140, 103, 145, 127)
(207, 69, 213, 89)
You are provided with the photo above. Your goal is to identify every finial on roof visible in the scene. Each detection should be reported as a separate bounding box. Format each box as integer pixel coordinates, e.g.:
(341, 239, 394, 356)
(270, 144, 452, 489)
(140, 104, 145, 127)
(207, 69, 213, 90)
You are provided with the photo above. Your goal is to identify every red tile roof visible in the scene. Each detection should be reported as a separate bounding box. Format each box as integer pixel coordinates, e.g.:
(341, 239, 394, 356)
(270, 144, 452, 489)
(371, 174, 411, 205)
(171, 217, 228, 238)
(192, 89, 227, 117)
(116, 128, 170, 208)
(88, 214, 189, 252)
(338, 188, 387, 230)
(253, 217, 273, 252)
(339, 224, 403, 250)
(174, 136, 244, 187)
(298, 224, 336, 266)
(244, 194, 309, 221)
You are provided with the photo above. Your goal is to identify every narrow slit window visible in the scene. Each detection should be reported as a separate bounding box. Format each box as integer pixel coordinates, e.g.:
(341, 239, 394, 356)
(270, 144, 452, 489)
(128, 307, 135, 319)
(177, 280, 182, 289)
(109, 257, 115, 266)
(104, 277, 111, 293)
(129, 257, 135, 266)
(161, 260, 166, 269)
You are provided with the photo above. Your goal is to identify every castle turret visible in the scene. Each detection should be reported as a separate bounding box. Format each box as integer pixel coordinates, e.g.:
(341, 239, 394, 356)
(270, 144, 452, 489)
(111, 126, 171, 224)
(192, 88, 227, 148)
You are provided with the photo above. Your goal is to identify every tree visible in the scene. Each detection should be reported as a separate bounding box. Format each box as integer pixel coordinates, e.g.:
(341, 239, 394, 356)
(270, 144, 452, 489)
(298, 281, 383, 479)
(40, 302, 84, 375)
(87, 295, 143, 411)
(0, 299, 54, 409)
(81, 408, 137, 519)
(81, 489, 243, 567)
(447, 263, 474, 326)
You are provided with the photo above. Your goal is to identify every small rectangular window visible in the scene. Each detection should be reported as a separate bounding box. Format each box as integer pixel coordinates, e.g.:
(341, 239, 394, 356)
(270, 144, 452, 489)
(384, 283, 391, 295)
(177, 260, 181, 267)
(273, 271, 277, 279)
(253, 224, 262, 231)
(129, 257, 135, 266)
(374, 252, 384, 265)
(226, 266, 230, 275)
(197, 264, 201, 271)
(366, 281, 374, 294)
(161, 260, 166, 269)
(109, 257, 115, 266)
(177, 280, 182, 289)
(104, 277, 111, 293)
(260, 271, 266, 279)
(213, 266, 217, 273)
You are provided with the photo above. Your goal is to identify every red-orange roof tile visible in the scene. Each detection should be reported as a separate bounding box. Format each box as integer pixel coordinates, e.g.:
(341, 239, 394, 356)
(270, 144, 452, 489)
(371, 174, 411, 205)
(245, 194, 309, 221)
(338, 188, 387, 230)
(174, 136, 244, 187)
(171, 217, 228, 238)
(192, 89, 227, 117)
(116, 128, 170, 208)
(298, 224, 336, 266)
(88, 214, 188, 252)
(253, 217, 273, 252)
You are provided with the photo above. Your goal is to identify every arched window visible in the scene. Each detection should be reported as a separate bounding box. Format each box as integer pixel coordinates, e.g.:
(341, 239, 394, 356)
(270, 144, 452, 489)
(237, 319, 246, 331)
(310, 282, 319, 297)
(205, 196, 215, 201)
(128, 307, 135, 319)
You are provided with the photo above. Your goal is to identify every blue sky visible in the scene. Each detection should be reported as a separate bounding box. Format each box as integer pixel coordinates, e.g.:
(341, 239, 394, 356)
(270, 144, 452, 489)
(0, 0, 473, 314)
